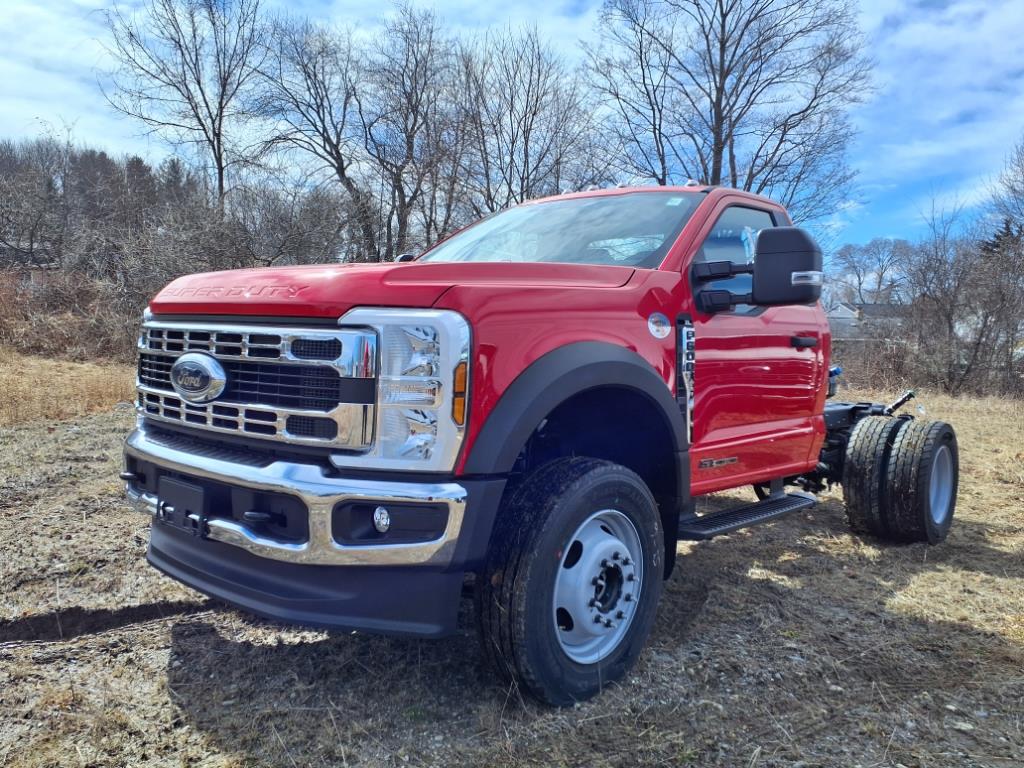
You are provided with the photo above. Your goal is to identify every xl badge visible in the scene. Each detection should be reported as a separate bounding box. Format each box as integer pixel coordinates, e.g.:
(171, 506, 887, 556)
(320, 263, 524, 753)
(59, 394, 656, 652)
(170, 353, 227, 403)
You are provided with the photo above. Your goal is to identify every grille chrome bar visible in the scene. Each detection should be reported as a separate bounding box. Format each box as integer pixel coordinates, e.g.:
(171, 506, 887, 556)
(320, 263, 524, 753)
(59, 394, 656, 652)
(137, 320, 377, 450)
(139, 320, 377, 378)
(138, 386, 372, 448)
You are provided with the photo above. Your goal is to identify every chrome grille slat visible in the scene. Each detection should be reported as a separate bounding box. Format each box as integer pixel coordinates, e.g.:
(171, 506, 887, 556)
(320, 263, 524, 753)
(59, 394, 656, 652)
(137, 321, 377, 449)
(139, 353, 355, 411)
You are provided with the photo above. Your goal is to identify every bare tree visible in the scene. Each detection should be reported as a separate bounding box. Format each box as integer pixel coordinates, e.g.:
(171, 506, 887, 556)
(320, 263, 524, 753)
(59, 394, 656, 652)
(994, 135, 1024, 226)
(830, 238, 910, 306)
(461, 28, 604, 214)
(358, 5, 457, 260)
(587, 0, 695, 185)
(592, 0, 870, 221)
(257, 18, 383, 259)
(894, 203, 1024, 395)
(105, 0, 266, 207)
(0, 137, 72, 269)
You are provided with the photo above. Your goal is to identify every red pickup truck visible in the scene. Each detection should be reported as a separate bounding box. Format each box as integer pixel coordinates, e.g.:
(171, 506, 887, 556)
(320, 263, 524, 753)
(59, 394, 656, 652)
(122, 186, 959, 705)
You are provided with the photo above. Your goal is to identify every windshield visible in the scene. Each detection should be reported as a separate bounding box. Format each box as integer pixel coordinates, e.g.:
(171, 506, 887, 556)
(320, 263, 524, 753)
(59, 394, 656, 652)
(418, 192, 701, 268)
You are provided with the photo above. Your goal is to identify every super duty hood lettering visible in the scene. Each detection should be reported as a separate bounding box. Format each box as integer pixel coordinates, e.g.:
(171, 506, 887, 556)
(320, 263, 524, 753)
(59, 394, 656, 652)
(162, 284, 309, 298)
(150, 262, 635, 318)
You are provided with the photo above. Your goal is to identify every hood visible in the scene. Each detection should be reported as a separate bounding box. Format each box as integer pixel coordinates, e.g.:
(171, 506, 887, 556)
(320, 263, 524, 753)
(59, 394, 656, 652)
(149, 261, 636, 319)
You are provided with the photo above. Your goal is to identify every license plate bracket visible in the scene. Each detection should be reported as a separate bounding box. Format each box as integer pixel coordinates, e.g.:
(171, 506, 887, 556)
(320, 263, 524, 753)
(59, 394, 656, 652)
(157, 476, 207, 537)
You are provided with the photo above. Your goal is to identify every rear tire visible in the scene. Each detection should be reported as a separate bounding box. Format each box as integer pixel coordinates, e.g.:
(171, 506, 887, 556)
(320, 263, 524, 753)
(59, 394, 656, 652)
(475, 457, 664, 706)
(885, 420, 958, 543)
(842, 415, 904, 537)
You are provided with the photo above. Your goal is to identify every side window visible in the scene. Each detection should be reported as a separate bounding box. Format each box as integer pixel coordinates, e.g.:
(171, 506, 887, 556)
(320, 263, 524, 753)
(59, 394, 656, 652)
(694, 206, 776, 313)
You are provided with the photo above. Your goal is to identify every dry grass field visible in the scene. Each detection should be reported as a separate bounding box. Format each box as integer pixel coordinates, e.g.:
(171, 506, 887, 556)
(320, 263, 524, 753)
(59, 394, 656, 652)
(1, 356, 1022, 767)
(0, 348, 136, 427)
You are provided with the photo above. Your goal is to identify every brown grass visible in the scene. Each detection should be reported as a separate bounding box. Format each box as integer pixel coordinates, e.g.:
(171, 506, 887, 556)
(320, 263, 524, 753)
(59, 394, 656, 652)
(0, 383, 1021, 767)
(0, 348, 135, 427)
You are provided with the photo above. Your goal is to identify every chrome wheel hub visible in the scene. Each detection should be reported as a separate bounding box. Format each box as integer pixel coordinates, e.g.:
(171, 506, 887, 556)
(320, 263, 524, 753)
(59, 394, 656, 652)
(553, 509, 643, 664)
(929, 444, 954, 525)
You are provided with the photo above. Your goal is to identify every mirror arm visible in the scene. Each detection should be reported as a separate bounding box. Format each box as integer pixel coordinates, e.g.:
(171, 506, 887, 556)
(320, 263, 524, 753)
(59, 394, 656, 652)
(692, 260, 754, 282)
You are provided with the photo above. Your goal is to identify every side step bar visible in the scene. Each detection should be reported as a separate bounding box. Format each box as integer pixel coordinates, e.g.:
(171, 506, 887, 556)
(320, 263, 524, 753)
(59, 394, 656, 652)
(677, 493, 816, 541)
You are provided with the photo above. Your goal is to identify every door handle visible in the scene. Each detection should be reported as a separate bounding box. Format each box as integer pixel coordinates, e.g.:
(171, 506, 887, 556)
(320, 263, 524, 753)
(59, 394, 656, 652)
(790, 336, 818, 349)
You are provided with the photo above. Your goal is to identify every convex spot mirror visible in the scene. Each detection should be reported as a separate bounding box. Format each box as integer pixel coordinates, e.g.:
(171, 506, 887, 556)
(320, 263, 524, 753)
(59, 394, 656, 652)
(751, 227, 823, 306)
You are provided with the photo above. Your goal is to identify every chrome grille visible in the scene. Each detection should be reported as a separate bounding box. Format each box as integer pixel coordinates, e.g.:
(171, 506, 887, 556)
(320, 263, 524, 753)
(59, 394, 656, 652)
(137, 320, 377, 449)
(138, 353, 373, 411)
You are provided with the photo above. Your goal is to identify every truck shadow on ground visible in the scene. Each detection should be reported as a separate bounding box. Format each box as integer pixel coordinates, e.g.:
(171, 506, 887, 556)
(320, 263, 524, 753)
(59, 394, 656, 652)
(0, 598, 206, 643)
(163, 498, 1024, 765)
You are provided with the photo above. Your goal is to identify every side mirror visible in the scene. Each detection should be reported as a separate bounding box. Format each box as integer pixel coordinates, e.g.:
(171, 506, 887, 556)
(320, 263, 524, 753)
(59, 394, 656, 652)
(396, 252, 418, 263)
(751, 227, 823, 306)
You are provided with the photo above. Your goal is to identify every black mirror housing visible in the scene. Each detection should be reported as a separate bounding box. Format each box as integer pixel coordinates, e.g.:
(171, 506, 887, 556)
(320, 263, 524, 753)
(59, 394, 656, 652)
(695, 289, 735, 314)
(396, 252, 418, 263)
(751, 227, 823, 306)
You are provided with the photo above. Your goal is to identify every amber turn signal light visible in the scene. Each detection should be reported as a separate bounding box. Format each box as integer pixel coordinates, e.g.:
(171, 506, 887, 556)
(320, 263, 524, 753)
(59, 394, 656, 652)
(452, 361, 468, 426)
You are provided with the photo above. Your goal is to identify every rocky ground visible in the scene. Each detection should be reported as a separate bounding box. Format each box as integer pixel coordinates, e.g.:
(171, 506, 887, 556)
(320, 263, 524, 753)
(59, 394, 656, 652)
(1, 392, 1022, 767)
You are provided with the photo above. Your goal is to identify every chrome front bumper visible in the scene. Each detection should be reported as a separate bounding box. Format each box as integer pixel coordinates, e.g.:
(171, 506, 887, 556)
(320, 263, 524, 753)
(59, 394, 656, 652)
(124, 425, 467, 567)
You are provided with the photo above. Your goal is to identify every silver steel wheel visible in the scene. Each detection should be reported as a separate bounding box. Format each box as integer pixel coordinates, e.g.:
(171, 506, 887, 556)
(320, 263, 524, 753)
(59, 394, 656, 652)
(552, 509, 644, 664)
(930, 444, 954, 525)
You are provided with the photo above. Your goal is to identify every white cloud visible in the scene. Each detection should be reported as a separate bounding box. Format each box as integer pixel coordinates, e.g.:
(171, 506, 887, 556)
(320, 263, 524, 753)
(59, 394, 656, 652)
(0, 0, 160, 155)
(843, 0, 1024, 241)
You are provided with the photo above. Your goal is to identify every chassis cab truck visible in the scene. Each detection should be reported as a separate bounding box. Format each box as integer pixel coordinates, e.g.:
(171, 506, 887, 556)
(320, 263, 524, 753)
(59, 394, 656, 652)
(123, 187, 959, 705)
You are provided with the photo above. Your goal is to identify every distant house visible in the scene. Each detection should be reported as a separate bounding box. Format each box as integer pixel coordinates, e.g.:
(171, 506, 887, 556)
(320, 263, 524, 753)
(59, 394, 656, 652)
(827, 302, 907, 340)
(854, 303, 907, 338)
(827, 302, 860, 339)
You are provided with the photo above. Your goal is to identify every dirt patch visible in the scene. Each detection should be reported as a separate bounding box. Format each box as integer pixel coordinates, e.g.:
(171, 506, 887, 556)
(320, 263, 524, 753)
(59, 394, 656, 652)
(1, 391, 1022, 767)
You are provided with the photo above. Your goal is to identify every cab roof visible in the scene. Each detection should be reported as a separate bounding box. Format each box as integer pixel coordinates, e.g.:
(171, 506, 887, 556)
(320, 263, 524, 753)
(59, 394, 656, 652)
(529, 185, 783, 211)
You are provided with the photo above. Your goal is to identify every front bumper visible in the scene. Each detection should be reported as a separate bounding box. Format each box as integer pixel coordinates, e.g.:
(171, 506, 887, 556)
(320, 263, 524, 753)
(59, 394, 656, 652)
(124, 424, 505, 636)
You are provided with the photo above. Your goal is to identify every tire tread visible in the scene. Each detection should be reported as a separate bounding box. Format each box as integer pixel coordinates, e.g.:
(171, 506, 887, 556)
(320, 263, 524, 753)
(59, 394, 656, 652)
(842, 415, 903, 536)
(886, 419, 957, 543)
(475, 456, 661, 705)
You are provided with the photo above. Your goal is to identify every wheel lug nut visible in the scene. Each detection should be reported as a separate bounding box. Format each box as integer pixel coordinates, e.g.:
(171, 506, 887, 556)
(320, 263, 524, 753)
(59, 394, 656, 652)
(588, 598, 597, 608)
(624, 594, 633, 602)
(627, 574, 636, 582)
(593, 616, 602, 624)
(622, 557, 632, 566)
(604, 619, 613, 628)
(616, 611, 625, 619)
(601, 558, 609, 568)
(612, 551, 620, 560)
(591, 577, 600, 586)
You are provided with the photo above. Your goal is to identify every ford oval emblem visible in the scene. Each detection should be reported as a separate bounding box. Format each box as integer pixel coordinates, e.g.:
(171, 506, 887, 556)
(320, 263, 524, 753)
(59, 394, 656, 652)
(170, 353, 227, 403)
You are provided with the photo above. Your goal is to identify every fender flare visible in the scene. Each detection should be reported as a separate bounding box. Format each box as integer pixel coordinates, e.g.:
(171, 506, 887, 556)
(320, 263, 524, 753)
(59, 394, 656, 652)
(464, 341, 688, 475)
(462, 342, 691, 576)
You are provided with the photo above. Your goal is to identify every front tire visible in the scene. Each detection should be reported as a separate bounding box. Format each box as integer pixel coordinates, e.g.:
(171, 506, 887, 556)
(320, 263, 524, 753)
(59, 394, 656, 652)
(475, 457, 664, 706)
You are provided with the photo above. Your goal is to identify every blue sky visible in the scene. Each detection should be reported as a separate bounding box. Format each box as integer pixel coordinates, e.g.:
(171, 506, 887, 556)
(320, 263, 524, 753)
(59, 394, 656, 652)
(2, 0, 1023, 246)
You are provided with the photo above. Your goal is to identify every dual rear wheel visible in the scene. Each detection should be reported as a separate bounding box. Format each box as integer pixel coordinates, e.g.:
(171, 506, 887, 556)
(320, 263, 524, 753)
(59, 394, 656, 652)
(843, 416, 958, 543)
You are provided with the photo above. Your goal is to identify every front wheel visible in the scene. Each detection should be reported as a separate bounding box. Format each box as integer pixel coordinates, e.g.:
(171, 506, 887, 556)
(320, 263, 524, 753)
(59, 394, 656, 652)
(475, 457, 664, 706)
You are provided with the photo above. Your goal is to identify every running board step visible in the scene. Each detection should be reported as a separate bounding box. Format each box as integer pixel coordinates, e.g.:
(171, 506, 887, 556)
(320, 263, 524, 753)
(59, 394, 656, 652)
(677, 493, 816, 540)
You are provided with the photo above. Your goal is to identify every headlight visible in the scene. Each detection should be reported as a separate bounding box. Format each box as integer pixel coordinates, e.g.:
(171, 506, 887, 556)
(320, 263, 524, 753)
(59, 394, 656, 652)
(138, 306, 154, 347)
(333, 308, 470, 472)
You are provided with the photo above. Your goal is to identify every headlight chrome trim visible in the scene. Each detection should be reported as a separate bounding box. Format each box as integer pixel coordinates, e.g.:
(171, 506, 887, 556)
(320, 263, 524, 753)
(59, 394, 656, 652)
(333, 307, 471, 473)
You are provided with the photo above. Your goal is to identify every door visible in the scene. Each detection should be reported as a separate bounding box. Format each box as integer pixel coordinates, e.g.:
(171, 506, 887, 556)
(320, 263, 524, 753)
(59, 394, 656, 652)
(687, 204, 825, 495)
